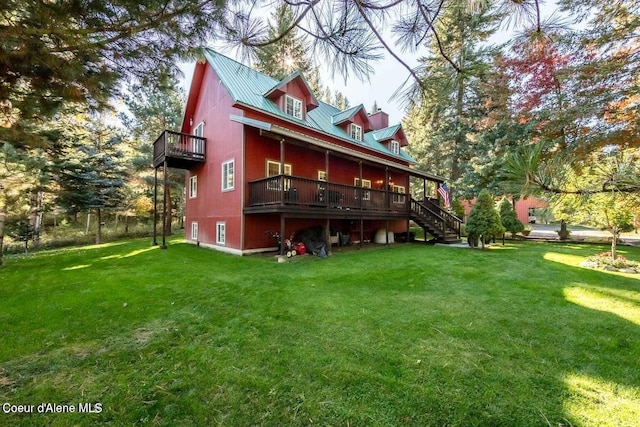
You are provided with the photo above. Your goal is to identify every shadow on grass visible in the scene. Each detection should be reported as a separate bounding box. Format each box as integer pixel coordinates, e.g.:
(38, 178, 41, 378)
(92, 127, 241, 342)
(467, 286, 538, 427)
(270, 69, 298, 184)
(0, 240, 638, 426)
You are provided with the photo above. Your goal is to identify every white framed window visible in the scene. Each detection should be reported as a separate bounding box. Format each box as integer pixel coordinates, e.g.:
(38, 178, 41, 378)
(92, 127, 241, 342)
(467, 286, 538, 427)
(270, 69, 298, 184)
(350, 123, 363, 141)
(266, 160, 292, 190)
(354, 178, 371, 201)
(317, 170, 326, 181)
(191, 221, 198, 240)
(216, 222, 226, 245)
(189, 175, 197, 198)
(285, 95, 303, 119)
(193, 122, 204, 154)
(392, 185, 406, 204)
(222, 159, 234, 191)
(390, 140, 400, 155)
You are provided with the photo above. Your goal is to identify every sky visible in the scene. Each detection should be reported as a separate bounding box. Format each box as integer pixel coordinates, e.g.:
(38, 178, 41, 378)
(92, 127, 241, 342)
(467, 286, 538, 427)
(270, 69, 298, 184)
(178, 2, 560, 126)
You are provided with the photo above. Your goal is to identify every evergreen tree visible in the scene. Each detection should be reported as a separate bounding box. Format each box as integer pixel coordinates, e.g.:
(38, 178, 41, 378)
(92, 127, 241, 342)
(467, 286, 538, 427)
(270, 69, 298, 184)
(333, 91, 350, 110)
(322, 86, 333, 104)
(402, 3, 500, 196)
(6, 217, 34, 253)
(53, 112, 127, 243)
(254, 3, 312, 80)
(120, 76, 185, 234)
(0, 0, 230, 148)
(499, 197, 524, 236)
(0, 143, 47, 266)
(466, 189, 504, 249)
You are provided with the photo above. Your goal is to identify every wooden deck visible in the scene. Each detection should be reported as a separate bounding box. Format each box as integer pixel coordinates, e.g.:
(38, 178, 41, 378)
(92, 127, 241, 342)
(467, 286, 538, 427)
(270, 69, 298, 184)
(246, 175, 409, 218)
(246, 175, 462, 242)
(152, 130, 206, 169)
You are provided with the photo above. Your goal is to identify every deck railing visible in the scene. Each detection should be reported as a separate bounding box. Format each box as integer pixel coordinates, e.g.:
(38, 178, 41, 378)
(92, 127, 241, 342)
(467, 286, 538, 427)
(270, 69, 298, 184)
(153, 130, 206, 166)
(248, 175, 410, 212)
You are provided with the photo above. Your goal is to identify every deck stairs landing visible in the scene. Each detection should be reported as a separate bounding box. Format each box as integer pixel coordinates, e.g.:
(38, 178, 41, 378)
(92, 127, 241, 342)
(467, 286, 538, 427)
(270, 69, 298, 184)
(410, 198, 462, 244)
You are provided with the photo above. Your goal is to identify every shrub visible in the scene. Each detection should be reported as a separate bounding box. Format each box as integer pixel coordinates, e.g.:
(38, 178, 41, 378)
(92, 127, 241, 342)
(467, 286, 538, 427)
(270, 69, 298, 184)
(586, 252, 639, 269)
(499, 198, 524, 236)
(466, 190, 505, 249)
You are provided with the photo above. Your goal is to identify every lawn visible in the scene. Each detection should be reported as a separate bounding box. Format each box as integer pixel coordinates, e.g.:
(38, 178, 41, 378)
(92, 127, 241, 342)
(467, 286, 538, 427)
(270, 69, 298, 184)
(1, 239, 639, 426)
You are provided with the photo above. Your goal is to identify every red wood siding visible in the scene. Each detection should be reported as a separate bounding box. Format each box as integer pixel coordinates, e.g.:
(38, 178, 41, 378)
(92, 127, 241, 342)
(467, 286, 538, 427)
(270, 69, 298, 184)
(184, 64, 244, 250)
(368, 111, 389, 130)
(183, 62, 416, 253)
(243, 109, 411, 167)
(462, 196, 548, 225)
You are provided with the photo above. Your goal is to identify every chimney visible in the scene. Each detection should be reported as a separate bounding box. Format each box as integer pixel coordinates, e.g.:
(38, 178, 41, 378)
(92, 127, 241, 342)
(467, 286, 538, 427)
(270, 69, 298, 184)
(368, 109, 388, 130)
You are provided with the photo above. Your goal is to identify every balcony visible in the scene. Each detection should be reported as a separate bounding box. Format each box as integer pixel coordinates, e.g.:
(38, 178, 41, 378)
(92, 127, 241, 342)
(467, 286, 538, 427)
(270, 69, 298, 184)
(246, 175, 409, 219)
(152, 130, 206, 169)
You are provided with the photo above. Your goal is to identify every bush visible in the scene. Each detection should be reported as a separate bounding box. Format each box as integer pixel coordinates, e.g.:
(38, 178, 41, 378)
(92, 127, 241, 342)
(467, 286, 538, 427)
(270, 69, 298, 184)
(586, 252, 639, 269)
(499, 198, 524, 236)
(466, 190, 505, 248)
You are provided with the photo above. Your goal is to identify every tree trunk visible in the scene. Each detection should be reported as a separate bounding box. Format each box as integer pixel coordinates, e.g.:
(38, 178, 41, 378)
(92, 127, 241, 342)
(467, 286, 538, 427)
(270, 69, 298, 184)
(96, 208, 102, 244)
(85, 212, 91, 235)
(611, 230, 618, 260)
(0, 208, 5, 268)
(450, 76, 465, 187)
(164, 183, 172, 236)
(29, 191, 43, 247)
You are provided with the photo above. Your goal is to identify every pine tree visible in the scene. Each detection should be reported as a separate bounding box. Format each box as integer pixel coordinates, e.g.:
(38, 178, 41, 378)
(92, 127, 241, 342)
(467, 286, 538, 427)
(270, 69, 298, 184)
(53, 112, 127, 243)
(402, 3, 499, 196)
(0, 0, 230, 148)
(120, 75, 185, 234)
(254, 3, 312, 80)
(499, 197, 524, 236)
(466, 189, 504, 249)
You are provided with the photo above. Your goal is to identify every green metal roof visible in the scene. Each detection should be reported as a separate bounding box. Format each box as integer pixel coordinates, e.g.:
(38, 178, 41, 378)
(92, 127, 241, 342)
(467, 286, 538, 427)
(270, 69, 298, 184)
(370, 124, 401, 142)
(203, 49, 416, 163)
(331, 104, 366, 125)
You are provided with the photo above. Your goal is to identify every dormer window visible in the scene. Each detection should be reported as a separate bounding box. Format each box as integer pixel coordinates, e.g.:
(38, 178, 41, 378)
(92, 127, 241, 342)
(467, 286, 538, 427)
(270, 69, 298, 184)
(285, 95, 303, 119)
(350, 123, 363, 141)
(390, 140, 400, 155)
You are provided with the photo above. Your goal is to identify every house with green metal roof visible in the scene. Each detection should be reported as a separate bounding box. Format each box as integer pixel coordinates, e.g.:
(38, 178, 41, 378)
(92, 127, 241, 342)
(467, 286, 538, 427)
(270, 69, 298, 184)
(151, 49, 461, 255)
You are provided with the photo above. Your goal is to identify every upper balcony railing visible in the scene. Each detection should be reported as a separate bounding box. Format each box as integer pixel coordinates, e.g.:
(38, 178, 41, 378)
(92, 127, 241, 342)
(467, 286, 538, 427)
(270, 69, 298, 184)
(248, 175, 409, 212)
(152, 130, 206, 168)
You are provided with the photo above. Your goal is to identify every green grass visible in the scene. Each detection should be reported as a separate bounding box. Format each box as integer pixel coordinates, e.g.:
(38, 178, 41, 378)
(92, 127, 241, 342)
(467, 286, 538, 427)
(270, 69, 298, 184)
(1, 239, 639, 426)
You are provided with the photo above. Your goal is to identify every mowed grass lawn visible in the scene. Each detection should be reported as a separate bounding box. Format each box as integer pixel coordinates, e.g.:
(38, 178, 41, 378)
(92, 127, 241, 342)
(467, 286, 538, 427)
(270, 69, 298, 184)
(1, 239, 639, 426)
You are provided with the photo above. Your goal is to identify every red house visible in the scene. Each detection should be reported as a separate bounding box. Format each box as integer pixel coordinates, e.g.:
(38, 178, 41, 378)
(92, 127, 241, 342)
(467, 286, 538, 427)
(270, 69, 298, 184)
(461, 196, 549, 225)
(152, 50, 461, 255)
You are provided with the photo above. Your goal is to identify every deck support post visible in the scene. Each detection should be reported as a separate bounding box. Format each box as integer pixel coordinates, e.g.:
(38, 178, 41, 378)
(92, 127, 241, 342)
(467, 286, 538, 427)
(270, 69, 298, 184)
(386, 220, 389, 245)
(279, 214, 285, 255)
(326, 219, 331, 253)
(406, 219, 410, 243)
(280, 139, 285, 205)
(359, 218, 364, 249)
(358, 161, 363, 210)
(161, 159, 168, 249)
(152, 167, 158, 246)
(423, 178, 427, 202)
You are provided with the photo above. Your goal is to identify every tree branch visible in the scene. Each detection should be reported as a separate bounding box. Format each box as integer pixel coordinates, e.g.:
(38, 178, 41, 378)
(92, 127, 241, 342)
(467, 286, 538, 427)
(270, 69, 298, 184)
(416, 0, 461, 73)
(353, 0, 426, 90)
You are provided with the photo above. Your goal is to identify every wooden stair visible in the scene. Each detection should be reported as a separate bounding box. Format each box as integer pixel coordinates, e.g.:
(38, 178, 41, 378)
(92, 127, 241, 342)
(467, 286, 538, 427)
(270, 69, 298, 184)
(410, 198, 462, 244)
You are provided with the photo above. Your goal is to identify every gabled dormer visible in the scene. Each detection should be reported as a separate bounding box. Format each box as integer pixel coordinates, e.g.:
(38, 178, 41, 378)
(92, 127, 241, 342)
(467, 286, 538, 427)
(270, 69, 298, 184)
(369, 124, 409, 155)
(331, 104, 373, 141)
(264, 71, 319, 121)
